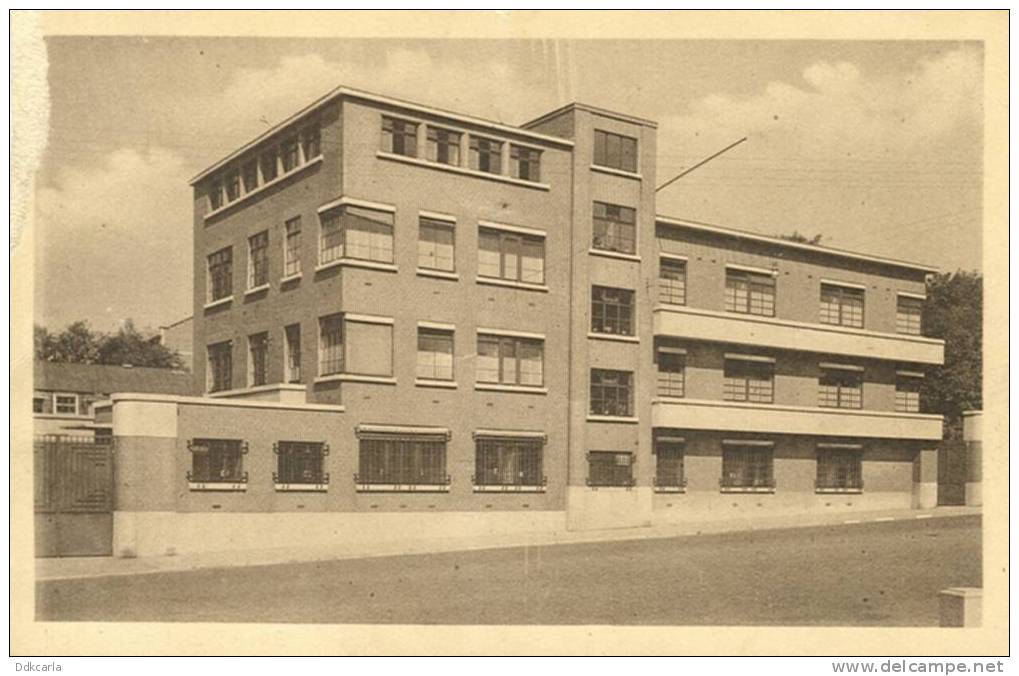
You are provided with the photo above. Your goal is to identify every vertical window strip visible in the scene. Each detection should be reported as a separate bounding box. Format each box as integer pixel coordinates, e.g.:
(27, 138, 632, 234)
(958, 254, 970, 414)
(284, 324, 301, 383)
(318, 314, 344, 376)
(248, 231, 269, 289)
(248, 332, 269, 387)
(284, 217, 302, 277)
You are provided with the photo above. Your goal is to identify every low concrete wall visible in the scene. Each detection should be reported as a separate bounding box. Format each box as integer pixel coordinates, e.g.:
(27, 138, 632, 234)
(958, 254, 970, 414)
(653, 490, 911, 523)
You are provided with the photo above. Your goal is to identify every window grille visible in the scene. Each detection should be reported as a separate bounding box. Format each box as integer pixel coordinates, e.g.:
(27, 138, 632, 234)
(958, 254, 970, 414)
(473, 437, 544, 487)
(274, 441, 328, 485)
(721, 444, 775, 490)
(187, 438, 247, 483)
(816, 447, 863, 492)
(587, 451, 635, 487)
(356, 434, 449, 487)
(654, 440, 686, 490)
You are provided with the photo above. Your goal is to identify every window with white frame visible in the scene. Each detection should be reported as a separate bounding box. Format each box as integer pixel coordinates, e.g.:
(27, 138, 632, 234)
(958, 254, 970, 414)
(590, 369, 634, 417)
(207, 341, 233, 393)
(284, 323, 301, 383)
(319, 205, 394, 266)
(820, 283, 864, 328)
(248, 231, 269, 289)
(418, 217, 455, 272)
(477, 227, 544, 284)
(426, 126, 461, 165)
(896, 295, 924, 335)
(895, 372, 923, 412)
(318, 314, 344, 376)
(207, 247, 233, 302)
(53, 394, 78, 415)
(284, 217, 302, 277)
(725, 268, 775, 316)
(382, 116, 418, 157)
(476, 334, 543, 387)
(469, 135, 502, 174)
(593, 129, 638, 173)
(417, 327, 454, 381)
(592, 201, 636, 255)
(818, 365, 863, 409)
(248, 332, 269, 387)
(723, 356, 774, 403)
(510, 145, 541, 182)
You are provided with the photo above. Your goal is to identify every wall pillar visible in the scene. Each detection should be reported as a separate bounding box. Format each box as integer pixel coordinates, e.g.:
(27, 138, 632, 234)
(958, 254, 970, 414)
(963, 411, 983, 507)
(939, 587, 982, 627)
(912, 447, 938, 509)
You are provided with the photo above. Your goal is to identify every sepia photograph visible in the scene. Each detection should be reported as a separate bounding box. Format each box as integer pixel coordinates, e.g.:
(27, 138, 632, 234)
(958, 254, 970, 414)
(9, 9, 1009, 658)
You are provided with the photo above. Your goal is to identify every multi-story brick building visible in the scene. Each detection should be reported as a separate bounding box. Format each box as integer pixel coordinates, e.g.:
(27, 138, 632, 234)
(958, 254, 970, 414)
(108, 86, 944, 555)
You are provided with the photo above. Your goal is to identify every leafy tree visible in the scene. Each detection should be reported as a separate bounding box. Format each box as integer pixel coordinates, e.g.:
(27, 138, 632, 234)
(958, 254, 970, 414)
(921, 271, 982, 439)
(37, 320, 101, 364)
(34, 319, 183, 369)
(779, 231, 824, 245)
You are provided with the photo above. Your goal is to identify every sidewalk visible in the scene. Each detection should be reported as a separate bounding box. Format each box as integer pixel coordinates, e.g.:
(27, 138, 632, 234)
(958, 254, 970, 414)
(35, 505, 981, 582)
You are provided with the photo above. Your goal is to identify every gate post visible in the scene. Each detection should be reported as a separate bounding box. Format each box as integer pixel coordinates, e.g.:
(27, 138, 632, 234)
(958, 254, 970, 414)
(912, 447, 938, 509)
(962, 411, 982, 507)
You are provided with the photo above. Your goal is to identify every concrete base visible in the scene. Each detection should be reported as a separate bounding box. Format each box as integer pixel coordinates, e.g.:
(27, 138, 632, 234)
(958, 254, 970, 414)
(965, 482, 982, 507)
(653, 490, 911, 523)
(566, 486, 653, 531)
(939, 587, 982, 627)
(113, 510, 566, 558)
(912, 481, 938, 509)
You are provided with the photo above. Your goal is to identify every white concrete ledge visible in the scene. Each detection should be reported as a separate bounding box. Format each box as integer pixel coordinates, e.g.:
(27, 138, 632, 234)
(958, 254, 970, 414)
(590, 164, 643, 181)
(203, 296, 233, 310)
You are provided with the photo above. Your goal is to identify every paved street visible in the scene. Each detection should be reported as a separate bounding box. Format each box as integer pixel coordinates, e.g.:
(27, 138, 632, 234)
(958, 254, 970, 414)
(36, 515, 980, 625)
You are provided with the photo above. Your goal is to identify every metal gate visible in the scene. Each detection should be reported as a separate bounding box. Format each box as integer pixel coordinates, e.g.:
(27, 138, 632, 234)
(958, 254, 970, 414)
(34, 435, 114, 557)
(938, 439, 967, 506)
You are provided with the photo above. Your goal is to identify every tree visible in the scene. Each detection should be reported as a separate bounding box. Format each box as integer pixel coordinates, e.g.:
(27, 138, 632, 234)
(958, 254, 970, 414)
(97, 319, 184, 369)
(779, 231, 824, 245)
(36, 320, 101, 364)
(921, 270, 982, 439)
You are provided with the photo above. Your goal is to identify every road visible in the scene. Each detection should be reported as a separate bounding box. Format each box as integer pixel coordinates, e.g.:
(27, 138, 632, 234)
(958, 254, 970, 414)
(36, 515, 980, 625)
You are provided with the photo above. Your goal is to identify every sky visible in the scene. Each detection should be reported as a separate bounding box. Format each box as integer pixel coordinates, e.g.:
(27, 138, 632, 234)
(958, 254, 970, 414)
(33, 37, 983, 333)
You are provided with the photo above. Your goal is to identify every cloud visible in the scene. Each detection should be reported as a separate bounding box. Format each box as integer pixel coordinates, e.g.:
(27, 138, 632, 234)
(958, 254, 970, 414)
(35, 147, 193, 332)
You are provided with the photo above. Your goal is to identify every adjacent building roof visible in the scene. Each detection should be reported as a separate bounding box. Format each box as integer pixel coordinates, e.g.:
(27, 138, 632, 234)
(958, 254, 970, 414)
(34, 361, 193, 396)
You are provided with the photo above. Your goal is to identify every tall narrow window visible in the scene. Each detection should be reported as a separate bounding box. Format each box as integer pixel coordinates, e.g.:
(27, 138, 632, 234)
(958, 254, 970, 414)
(417, 327, 454, 381)
(281, 135, 300, 172)
(319, 205, 394, 265)
(207, 247, 233, 302)
(587, 451, 635, 487)
(224, 170, 241, 202)
(188, 438, 246, 484)
(593, 129, 638, 173)
(820, 283, 864, 328)
(510, 145, 541, 182)
(260, 150, 278, 182)
(476, 335, 544, 387)
(241, 159, 259, 193)
(477, 227, 545, 284)
(659, 257, 686, 305)
(816, 445, 863, 492)
(381, 116, 418, 157)
(895, 371, 923, 412)
(356, 431, 449, 488)
(418, 217, 455, 272)
(591, 286, 635, 336)
(592, 201, 636, 255)
(590, 369, 634, 417)
(207, 341, 232, 393)
(654, 436, 686, 491)
(725, 268, 776, 316)
(474, 436, 545, 488)
(426, 126, 461, 165)
(248, 332, 269, 387)
(896, 295, 924, 335)
(318, 314, 344, 376)
(284, 217, 302, 277)
(284, 323, 301, 383)
(655, 342, 685, 398)
(469, 136, 502, 174)
(301, 124, 321, 160)
(248, 231, 269, 289)
(723, 357, 774, 403)
(818, 365, 863, 409)
(208, 180, 223, 211)
(275, 441, 328, 486)
(721, 442, 775, 491)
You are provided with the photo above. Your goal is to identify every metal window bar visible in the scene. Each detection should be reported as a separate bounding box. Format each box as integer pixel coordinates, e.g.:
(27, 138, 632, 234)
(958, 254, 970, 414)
(720, 446, 775, 489)
(587, 451, 635, 487)
(187, 438, 247, 483)
(34, 435, 114, 514)
(473, 437, 544, 486)
(816, 449, 863, 491)
(654, 442, 686, 489)
(357, 436, 450, 486)
(274, 441, 329, 485)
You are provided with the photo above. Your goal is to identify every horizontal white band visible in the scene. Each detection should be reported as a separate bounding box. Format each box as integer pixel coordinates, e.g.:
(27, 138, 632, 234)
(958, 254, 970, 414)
(821, 278, 868, 291)
(478, 220, 546, 238)
(896, 370, 926, 378)
(655, 435, 686, 443)
(357, 424, 449, 436)
(474, 429, 547, 439)
(897, 291, 927, 300)
(817, 443, 864, 450)
(722, 439, 775, 447)
(724, 352, 775, 363)
(657, 346, 687, 355)
(317, 196, 397, 214)
(819, 362, 865, 372)
(419, 210, 457, 223)
(659, 252, 688, 262)
(417, 320, 455, 331)
(344, 313, 395, 325)
(477, 327, 545, 340)
(725, 263, 778, 276)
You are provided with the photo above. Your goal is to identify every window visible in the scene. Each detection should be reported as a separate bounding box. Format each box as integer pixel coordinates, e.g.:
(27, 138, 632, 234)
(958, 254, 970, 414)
(319, 205, 394, 265)
(592, 201, 636, 255)
(510, 145, 541, 182)
(896, 295, 924, 335)
(820, 283, 864, 328)
(590, 369, 633, 417)
(284, 217, 302, 277)
(33, 397, 45, 414)
(318, 314, 344, 376)
(381, 116, 418, 157)
(593, 129, 638, 173)
(655, 343, 685, 398)
(469, 135, 502, 174)
(426, 126, 461, 165)
(725, 268, 775, 316)
(477, 227, 544, 284)
(476, 334, 544, 387)
(260, 149, 278, 182)
(281, 135, 300, 172)
(818, 366, 863, 409)
(474, 436, 544, 488)
(418, 217, 455, 272)
(248, 231, 269, 289)
(417, 327, 454, 381)
(53, 394, 77, 415)
(301, 124, 321, 160)
(224, 170, 241, 202)
(188, 438, 246, 484)
(816, 446, 863, 492)
(248, 332, 269, 387)
(345, 318, 393, 377)
(241, 160, 259, 193)
(285, 324, 301, 383)
(207, 341, 232, 393)
(587, 451, 634, 487)
(721, 443, 775, 491)
(209, 180, 223, 210)
(654, 437, 686, 491)
(723, 357, 774, 403)
(591, 286, 635, 336)
(275, 441, 328, 486)
(207, 247, 233, 302)
(357, 432, 449, 487)
(659, 257, 686, 305)
(895, 372, 922, 412)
